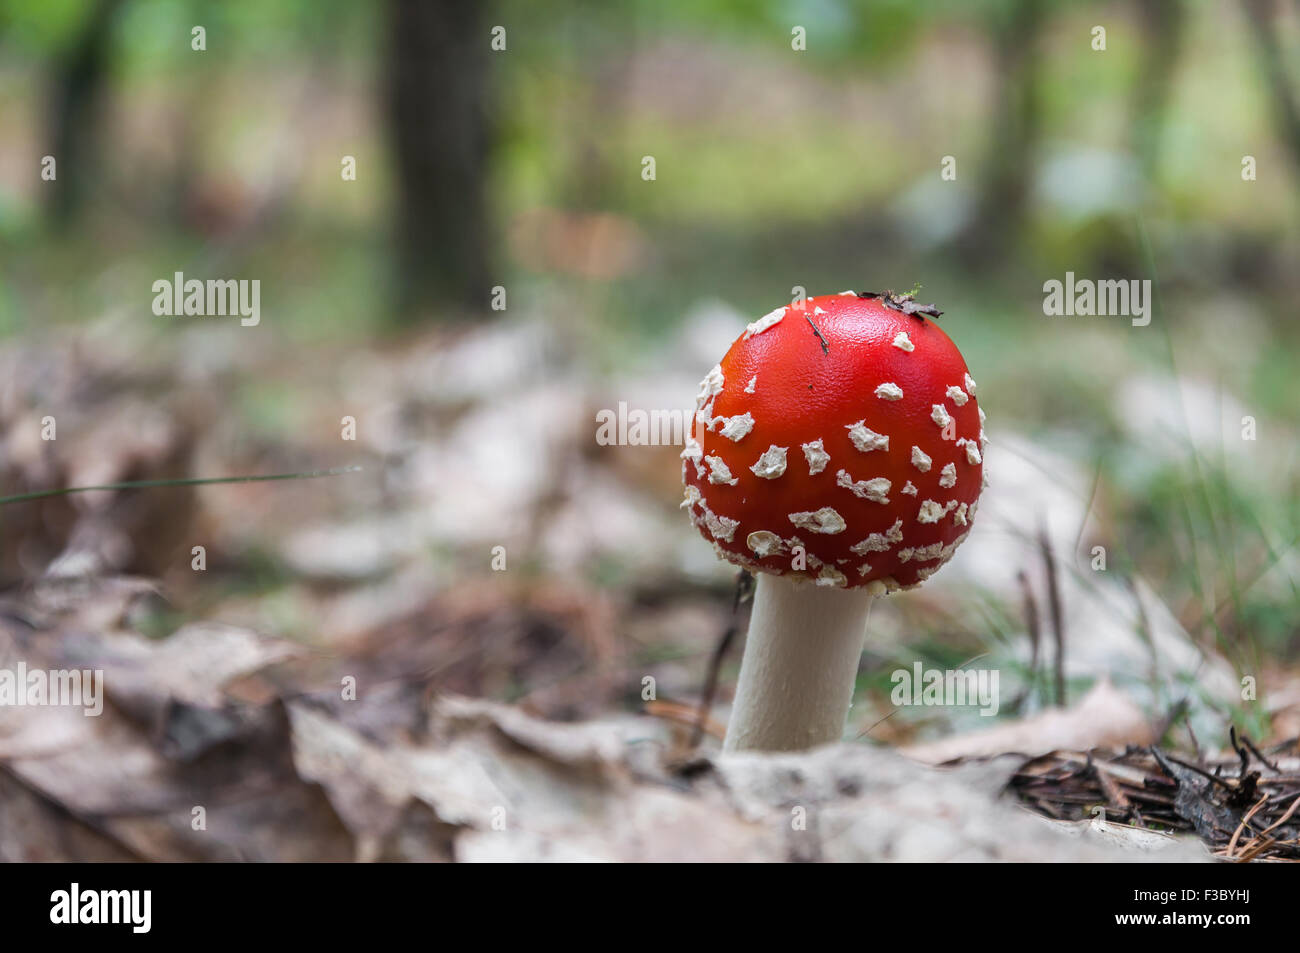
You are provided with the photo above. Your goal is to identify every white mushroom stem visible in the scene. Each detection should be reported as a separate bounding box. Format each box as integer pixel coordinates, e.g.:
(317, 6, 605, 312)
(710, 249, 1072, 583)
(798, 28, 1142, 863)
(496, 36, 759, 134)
(723, 574, 873, 752)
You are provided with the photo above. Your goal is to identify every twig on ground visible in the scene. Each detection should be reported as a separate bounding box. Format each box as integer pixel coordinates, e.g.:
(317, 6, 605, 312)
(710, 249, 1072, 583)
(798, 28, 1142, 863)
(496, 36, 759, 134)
(689, 570, 753, 749)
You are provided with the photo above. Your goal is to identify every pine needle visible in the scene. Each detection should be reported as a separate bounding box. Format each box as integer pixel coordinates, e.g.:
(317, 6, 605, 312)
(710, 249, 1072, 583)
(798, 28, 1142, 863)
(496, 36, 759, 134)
(0, 465, 362, 506)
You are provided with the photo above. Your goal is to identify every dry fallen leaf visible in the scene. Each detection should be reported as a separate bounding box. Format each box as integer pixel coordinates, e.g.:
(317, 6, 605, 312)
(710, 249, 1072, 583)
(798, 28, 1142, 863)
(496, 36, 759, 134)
(901, 678, 1155, 764)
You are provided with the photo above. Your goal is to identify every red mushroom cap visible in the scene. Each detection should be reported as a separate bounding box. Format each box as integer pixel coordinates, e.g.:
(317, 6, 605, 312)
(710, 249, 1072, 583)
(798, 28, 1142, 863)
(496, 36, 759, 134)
(681, 291, 986, 593)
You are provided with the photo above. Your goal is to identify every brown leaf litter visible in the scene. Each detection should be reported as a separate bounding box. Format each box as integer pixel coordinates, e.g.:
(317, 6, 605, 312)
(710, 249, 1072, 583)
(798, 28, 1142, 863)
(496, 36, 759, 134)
(0, 572, 1284, 862)
(1010, 734, 1300, 862)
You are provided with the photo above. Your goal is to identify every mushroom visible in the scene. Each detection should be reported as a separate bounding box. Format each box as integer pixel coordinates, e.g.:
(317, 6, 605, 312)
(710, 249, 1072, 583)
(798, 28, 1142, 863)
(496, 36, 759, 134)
(681, 291, 986, 752)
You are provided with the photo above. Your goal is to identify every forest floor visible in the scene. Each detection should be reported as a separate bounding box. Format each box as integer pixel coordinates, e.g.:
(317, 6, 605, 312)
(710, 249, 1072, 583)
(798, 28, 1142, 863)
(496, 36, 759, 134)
(0, 305, 1297, 861)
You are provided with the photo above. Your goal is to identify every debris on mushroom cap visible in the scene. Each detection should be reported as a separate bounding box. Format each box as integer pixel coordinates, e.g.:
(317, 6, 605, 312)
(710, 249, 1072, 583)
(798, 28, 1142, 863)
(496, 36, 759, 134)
(850, 518, 904, 554)
(715, 412, 755, 442)
(681, 291, 986, 591)
(835, 469, 890, 503)
(704, 454, 738, 485)
(846, 420, 889, 452)
(744, 307, 786, 339)
(816, 565, 848, 588)
(746, 530, 785, 557)
(801, 438, 830, 474)
(750, 444, 788, 479)
(704, 509, 740, 542)
(956, 437, 982, 465)
(788, 506, 847, 534)
(916, 500, 946, 524)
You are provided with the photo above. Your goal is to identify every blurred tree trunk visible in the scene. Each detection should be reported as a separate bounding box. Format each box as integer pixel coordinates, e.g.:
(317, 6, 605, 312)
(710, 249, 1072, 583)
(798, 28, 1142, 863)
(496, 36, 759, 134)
(1242, 0, 1300, 184)
(1131, 0, 1186, 183)
(46, 0, 125, 226)
(559, 0, 630, 213)
(385, 0, 493, 319)
(955, 0, 1044, 264)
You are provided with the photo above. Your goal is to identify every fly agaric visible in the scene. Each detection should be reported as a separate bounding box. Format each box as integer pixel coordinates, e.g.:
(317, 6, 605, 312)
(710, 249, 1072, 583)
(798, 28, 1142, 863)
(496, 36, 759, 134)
(681, 290, 987, 752)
